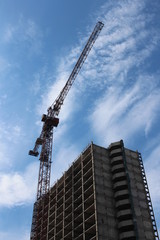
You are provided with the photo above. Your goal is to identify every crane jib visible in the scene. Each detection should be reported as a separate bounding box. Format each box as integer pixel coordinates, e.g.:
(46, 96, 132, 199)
(51, 21, 104, 117)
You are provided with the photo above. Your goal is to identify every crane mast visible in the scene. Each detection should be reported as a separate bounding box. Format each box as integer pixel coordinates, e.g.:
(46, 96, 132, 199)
(29, 21, 104, 201)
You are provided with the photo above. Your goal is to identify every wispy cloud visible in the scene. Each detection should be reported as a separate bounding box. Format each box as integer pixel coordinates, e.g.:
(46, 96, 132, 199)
(0, 122, 24, 144)
(0, 162, 38, 207)
(35, 2, 160, 231)
(38, 0, 160, 153)
(3, 24, 16, 43)
(30, 2, 160, 231)
(30, 73, 41, 95)
(0, 122, 25, 170)
(0, 0, 159, 238)
(79, 0, 160, 89)
(0, 57, 11, 73)
(0, 229, 30, 240)
(80, 0, 160, 144)
(0, 94, 7, 106)
(2, 16, 43, 55)
(0, 142, 11, 170)
(89, 76, 160, 144)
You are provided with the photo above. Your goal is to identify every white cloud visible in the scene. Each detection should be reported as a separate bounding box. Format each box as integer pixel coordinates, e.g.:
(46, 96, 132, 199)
(34, 0, 160, 161)
(0, 57, 11, 73)
(89, 73, 160, 144)
(31, 0, 160, 219)
(80, 0, 159, 88)
(0, 142, 11, 170)
(0, 96, 6, 106)
(3, 25, 16, 42)
(0, 122, 26, 171)
(35, 0, 160, 161)
(1, 94, 7, 99)
(0, 162, 38, 207)
(0, 1, 159, 237)
(2, 17, 43, 54)
(23, 19, 43, 54)
(25, 19, 39, 40)
(0, 230, 30, 240)
(0, 122, 24, 171)
(13, 125, 22, 136)
(30, 73, 41, 95)
(0, 122, 24, 143)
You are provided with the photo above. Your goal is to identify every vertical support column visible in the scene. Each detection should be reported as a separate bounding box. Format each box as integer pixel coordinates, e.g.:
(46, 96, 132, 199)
(81, 154, 86, 240)
(72, 165, 74, 239)
(121, 141, 139, 240)
(91, 142, 99, 240)
(54, 184, 57, 240)
(109, 140, 137, 240)
(138, 153, 159, 240)
(63, 174, 65, 239)
(47, 192, 50, 240)
(30, 201, 38, 240)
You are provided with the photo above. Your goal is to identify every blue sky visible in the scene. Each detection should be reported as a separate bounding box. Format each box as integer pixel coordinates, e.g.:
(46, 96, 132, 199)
(0, 0, 160, 239)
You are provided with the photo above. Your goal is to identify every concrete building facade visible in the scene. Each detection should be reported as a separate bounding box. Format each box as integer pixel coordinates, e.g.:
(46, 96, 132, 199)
(31, 140, 159, 240)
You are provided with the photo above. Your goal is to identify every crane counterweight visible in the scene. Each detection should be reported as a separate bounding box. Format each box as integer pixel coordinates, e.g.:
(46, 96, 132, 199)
(29, 150, 39, 157)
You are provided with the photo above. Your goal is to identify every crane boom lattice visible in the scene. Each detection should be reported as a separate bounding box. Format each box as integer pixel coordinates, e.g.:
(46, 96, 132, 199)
(51, 21, 104, 117)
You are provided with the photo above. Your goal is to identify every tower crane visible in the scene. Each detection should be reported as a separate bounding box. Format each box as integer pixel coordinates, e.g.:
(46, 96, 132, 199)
(29, 21, 104, 200)
(29, 21, 104, 240)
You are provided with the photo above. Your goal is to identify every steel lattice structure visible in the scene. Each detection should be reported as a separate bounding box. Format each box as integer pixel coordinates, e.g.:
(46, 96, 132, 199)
(29, 21, 104, 200)
(29, 21, 104, 240)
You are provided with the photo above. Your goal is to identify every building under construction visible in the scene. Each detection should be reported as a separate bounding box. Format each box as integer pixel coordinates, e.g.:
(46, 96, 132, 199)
(30, 140, 159, 240)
